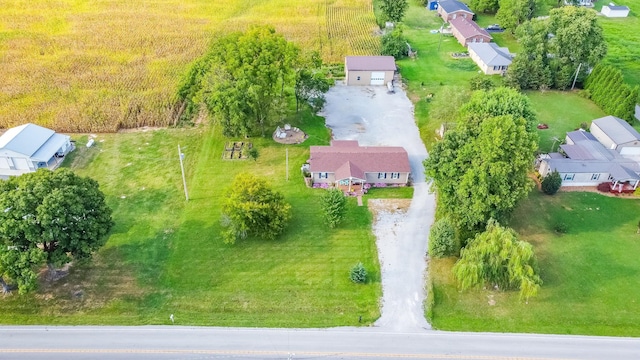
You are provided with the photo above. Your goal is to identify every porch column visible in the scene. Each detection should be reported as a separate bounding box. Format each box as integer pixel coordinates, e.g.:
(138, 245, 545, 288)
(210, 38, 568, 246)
(613, 180, 619, 191)
(348, 178, 352, 192)
(635, 180, 639, 190)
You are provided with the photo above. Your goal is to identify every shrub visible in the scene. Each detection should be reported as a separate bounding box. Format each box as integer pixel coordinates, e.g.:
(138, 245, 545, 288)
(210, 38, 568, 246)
(428, 218, 457, 258)
(553, 222, 568, 234)
(349, 262, 367, 284)
(541, 170, 562, 195)
(321, 188, 347, 228)
(469, 75, 494, 91)
(381, 26, 408, 59)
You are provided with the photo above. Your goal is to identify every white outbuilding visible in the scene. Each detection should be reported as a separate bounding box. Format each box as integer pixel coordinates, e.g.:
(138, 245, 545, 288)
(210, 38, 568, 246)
(601, 4, 630, 17)
(0, 123, 73, 179)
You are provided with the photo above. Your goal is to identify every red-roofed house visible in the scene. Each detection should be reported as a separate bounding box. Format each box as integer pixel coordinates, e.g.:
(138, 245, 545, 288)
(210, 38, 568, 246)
(345, 56, 396, 86)
(308, 140, 411, 190)
(449, 17, 492, 47)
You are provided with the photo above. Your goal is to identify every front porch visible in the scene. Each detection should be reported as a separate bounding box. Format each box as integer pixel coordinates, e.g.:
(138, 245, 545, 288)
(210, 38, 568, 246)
(337, 177, 366, 196)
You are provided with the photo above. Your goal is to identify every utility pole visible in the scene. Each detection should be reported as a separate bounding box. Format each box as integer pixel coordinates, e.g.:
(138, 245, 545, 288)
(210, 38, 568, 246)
(571, 63, 583, 90)
(178, 144, 189, 201)
(286, 148, 289, 181)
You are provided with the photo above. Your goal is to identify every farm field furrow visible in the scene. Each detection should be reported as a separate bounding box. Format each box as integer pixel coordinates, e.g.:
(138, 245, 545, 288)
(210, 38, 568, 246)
(0, 0, 379, 132)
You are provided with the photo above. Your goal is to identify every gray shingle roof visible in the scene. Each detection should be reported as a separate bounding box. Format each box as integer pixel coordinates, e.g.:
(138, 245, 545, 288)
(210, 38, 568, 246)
(345, 56, 396, 71)
(467, 43, 512, 66)
(592, 115, 640, 144)
(438, 0, 473, 14)
(566, 129, 597, 143)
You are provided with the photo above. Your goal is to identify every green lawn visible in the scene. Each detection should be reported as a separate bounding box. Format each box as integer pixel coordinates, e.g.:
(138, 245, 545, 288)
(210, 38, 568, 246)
(594, 0, 640, 85)
(0, 112, 382, 326)
(527, 91, 606, 151)
(430, 191, 640, 336)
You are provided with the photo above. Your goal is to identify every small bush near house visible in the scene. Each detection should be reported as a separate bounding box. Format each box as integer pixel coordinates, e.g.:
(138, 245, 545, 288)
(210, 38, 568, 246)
(552, 221, 568, 234)
(541, 170, 562, 195)
(428, 218, 457, 258)
(350, 262, 367, 284)
(321, 188, 347, 228)
(469, 75, 494, 91)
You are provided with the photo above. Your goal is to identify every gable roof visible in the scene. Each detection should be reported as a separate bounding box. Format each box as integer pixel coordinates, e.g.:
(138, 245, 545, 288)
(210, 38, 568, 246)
(566, 129, 597, 144)
(449, 17, 492, 40)
(309, 140, 410, 179)
(592, 115, 640, 144)
(0, 123, 70, 162)
(467, 42, 512, 66)
(438, 0, 473, 14)
(345, 56, 396, 72)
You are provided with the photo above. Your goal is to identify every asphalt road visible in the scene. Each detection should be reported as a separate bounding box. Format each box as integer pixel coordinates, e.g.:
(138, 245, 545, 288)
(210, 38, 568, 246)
(0, 326, 638, 359)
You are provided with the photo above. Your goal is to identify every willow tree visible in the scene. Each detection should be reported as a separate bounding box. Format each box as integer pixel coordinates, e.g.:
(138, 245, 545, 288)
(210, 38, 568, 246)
(453, 219, 542, 300)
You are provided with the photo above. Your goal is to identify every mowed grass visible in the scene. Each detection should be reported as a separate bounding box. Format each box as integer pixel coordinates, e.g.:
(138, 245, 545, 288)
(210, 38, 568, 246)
(430, 191, 640, 336)
(0, 0, 379, 132)
(0, 113, 382, 326)
(527, 91, 606, 152)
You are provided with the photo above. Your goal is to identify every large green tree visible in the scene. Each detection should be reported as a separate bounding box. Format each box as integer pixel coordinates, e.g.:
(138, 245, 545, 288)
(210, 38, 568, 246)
(0, 168, 114, 294)
(381, 0, 409, 23)
(424, 88, 537, 235)
(221, 173, 292, 244)
(469, 0, 499, 13)
(496, 0, 535, 32)
(547, 6, 607, 89)
(200, 26, 298, 137)
(453, 219, 542, 300)
(294, 51, 331, 113)
(506, 7, 606, 90)
(381, 26, 409, 59)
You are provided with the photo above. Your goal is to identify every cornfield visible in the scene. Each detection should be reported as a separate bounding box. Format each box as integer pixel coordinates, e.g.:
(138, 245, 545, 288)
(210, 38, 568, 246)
(0, 0, 379, 132)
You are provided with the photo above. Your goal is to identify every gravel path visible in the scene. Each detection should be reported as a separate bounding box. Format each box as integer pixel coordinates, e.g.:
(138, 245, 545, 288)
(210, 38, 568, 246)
(321, 84, 436, 331)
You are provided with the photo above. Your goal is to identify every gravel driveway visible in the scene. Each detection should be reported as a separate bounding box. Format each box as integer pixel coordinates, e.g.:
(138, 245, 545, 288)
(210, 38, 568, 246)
(320, 84, 436, 331)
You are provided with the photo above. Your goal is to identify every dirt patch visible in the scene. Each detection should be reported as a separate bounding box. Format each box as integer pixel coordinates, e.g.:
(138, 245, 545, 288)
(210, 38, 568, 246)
(272, 126, 308, 144)
(368, 199, 411, 217)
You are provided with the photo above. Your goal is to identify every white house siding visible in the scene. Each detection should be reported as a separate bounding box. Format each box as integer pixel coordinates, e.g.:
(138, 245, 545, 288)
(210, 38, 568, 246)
(364, 172, 409, 185)
(602, 6, 629, 17)
(558, 172, 610, 187)
(589, 124, 616, 150)
(346, 70, 394, 86)
(312, 172, 336, 184)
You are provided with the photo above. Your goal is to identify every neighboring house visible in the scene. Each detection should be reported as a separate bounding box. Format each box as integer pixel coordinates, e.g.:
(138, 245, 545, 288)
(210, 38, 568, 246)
(308, 140, 411, 189)
(590, 115, 640, 154)
(537, 129, 640, 189)
(437, 0, 474, 22)
(601, 5, 630, 17)
(344, 56, 396, 86)
(449, 17, 492, 47)
(467, 42, 513, 75)
(0, 123, 73, 179)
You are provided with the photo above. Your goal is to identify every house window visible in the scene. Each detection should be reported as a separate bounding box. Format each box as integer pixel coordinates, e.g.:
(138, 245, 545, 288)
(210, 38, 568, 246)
(319, 173, 328, 179)
(378, 173, 387, 179)
(591, 173, 600, 181)
(391, 173, 400, 179)
(564, 173, 575, 181)
(493, 66, 499, 71)
(357, 76, 361, 81)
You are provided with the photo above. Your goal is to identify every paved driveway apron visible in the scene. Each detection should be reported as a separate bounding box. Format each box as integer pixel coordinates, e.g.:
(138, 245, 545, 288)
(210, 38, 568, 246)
(321, 84, 436, 331)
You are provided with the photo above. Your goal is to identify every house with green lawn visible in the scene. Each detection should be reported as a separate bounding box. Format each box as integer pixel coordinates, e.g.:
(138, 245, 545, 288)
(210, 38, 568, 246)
(537, 116, 640, 191)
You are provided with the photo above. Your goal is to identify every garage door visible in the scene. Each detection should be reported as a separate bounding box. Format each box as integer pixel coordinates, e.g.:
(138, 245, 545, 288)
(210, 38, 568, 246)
(370, 72, 385, 85)
(0, 158, 9, 169)
(13, 158, 30, 170)
(620, 147, 640, 156)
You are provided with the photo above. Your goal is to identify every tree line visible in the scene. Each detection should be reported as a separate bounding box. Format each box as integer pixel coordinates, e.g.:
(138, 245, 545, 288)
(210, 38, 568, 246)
(584, 64, 639, 123)
(424, 87, 542, 300)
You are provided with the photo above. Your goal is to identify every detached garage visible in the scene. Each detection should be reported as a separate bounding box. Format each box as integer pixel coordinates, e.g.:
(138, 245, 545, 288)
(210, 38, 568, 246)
(345, 56, 396, 86)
